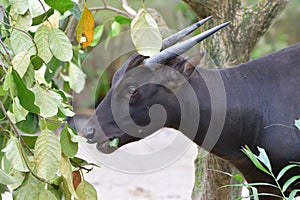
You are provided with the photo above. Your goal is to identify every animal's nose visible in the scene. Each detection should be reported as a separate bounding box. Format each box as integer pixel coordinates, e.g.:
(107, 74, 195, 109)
(83, 127, 95, 143)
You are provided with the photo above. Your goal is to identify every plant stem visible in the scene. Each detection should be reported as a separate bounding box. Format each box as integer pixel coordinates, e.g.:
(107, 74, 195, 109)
(0, 101, 34, 156)
(0, 39, 12, 61)
(271, 173, 286, 199)
(0, 20, 38, 55)
(90, 5, 133, 18)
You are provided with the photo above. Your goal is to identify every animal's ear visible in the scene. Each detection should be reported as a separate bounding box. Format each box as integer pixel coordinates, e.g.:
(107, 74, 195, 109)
(180, 53, 204, 77)
(152, 53, 204, 92)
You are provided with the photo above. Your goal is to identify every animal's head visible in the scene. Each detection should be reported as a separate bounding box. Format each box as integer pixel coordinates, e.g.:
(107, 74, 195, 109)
(82, 18, 230, 153)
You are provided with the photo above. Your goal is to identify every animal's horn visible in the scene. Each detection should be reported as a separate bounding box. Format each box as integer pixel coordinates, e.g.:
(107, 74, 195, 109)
(161, 16, 212, 50)
(144, 22, 230, 66)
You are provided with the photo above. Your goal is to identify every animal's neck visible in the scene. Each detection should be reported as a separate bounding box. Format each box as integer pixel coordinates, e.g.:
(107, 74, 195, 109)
(173, 67, 262, 161)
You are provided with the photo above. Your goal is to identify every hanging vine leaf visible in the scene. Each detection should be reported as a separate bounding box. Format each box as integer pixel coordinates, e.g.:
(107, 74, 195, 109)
(60, 127, 78, 158)
(34, 25, 53, 63)
(49, 28, 73, 62)
(131, 8, 162, 57)
(11, 69, 40, 114)
(60, 154, 77, 198)
(10, 10, 32, 30)
(11, 30, 36, 55)
(28, 0, 50, 18)
(32, 84, 59, 118)
(34, 129, 61, 180)
(76, 4, 94, 48)
(89, 25, 104, 47)
(9, 0, 29, 15)
(75, 181, 97, 200)
(2, 137, 29, 172)
(12, 50, 31, 78)
(0, 168, 16, 185)
(69, 63, 86, 93)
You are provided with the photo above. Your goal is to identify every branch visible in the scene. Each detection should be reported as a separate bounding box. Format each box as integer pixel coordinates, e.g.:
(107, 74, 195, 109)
(90, 5, 133, 18)
(0, 20, 38, 55)
(0, 39, 12, 61)
(0, 101, 33, 156)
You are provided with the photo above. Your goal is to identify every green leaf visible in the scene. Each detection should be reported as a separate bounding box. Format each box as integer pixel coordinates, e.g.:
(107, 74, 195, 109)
(32, 84, 59, 118)
(0, 168, 16, 185)
(114, 15, 132, 24)
(75, 180, 97, 200)
(60, 153, 77, 198)
(21, 135, 38, 149)
(257, 147, 272, 172)
(0, 184, 9, 194)
(32, 8, 54, 26)
(9, 0, 29, 15)
(282, 175, 300, 192)
(11, 69, 40, 113)
(12, 173, 41, 200)
(89, 25, 104, 47)
(49, 28, 73, 62)
(242, 146, 271, 175)
(10, 169, 26, 189)
(130, 8, 162, 57)
(22, 64, 35, 87)
(39, 117, 61, 130)
(10, 10, 32, 30)
(3, 70, 17, 96)
(31, 55, 44, 70)
(70, 157, 100, 168)
(109, 138, 119, 148)
(68, 128, 86, 143)
(276, 164, 299, 181)
(13, 97, 29, 122)
(38, 188, 57, 200)
(295, 119, 300, 129)
(69, 63, 86, 93)
(16, 113, 39, 134)
(2, 137, 29, 172)
(60, 127, 78, 158)
(11, 29, 36, 55)
(288, 189, 300, 200)
(12, 50, 31, 78)
(232, 174, 243, 183)
(0, 86, 5, 96)
(34, 129, 61, 180)
(28, 0, 50, 18)
(34, 25, 53, 63)
(111, 21, 121, 37)
(45, 0, 74, 15)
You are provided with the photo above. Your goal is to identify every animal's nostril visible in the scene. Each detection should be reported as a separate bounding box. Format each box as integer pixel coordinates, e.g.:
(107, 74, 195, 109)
(83, 127, 95, 139)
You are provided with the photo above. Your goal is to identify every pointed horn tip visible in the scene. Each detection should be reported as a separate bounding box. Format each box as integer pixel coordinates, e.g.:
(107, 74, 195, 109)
(196, 16, 213, 26)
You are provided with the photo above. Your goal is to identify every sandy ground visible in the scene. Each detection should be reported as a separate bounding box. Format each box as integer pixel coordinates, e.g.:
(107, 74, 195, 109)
(77, 129, 199, 200)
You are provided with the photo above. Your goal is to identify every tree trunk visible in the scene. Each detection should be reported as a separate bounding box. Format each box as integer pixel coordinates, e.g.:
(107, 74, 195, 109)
(182, 1, 288, 199)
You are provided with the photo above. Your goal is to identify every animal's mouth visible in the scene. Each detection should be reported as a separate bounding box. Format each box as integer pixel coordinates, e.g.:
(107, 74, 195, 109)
(95, 137, 120, 154)
(82, 127, 120, 154)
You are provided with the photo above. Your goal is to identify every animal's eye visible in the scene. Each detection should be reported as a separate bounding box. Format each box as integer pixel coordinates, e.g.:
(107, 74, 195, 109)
(128, 86, 137, 95)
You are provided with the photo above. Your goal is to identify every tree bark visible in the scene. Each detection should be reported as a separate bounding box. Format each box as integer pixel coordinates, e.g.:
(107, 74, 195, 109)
(182, 1, 288, 199)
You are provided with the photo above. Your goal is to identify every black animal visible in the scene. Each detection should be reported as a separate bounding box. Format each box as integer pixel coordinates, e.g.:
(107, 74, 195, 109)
(83, 18, 300, 199)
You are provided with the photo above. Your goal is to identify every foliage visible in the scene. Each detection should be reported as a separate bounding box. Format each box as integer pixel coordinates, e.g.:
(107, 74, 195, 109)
(0, 0, 96, 199)
(227, 143, 300, 199)
(0, 0, 163, 199)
